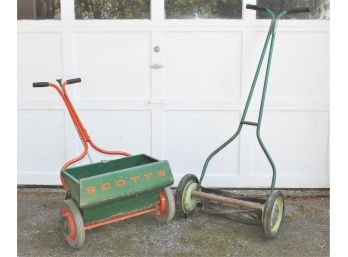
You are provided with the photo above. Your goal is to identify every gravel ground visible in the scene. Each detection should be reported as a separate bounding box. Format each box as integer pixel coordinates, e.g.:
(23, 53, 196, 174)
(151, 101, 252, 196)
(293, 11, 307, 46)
(17, 188, 329, 257)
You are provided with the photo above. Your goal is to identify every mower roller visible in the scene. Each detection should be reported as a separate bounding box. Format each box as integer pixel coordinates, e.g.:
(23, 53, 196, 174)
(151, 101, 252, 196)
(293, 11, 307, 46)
(175, 4, 311, 239)
(33, 79, 175, 248)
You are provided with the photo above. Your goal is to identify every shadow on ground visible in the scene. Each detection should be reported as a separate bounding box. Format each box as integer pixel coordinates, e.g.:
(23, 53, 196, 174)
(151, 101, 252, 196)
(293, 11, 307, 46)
(17, 189, 329, 257)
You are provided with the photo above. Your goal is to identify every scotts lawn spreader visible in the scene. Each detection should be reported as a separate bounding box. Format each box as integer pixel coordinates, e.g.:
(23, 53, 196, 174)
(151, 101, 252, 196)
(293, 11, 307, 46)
(175, 4, 311, 239)
(33, 79, 175, 248)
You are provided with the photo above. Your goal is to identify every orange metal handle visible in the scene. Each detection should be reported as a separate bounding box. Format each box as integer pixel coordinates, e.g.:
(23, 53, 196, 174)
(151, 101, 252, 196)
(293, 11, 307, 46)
(43, 81, 131, 189)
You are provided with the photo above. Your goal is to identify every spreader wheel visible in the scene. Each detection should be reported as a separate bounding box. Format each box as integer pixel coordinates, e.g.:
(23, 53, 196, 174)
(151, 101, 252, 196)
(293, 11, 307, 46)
(262, 190, 285, 239)
(175, 174, 199, 218)
(60, 199, 85, 249)
(153, 187, 176, 223)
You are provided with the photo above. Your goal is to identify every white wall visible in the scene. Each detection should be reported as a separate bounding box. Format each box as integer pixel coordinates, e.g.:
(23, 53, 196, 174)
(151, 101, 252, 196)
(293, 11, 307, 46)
(17, 1, 329, 187)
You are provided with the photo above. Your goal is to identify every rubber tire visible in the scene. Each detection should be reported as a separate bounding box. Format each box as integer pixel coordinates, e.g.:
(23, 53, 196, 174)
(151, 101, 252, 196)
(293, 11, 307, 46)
(262, 190, 285, 239)
(175, 174, 199, 218)
(153, 187, 176, 223)
(61, 199, 85, 249)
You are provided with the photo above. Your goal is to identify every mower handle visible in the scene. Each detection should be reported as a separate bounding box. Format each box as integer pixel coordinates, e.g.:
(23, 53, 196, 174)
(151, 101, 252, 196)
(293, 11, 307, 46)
(246, 4, 310, 14)
(286, 7, 311, 14)
(246, 4, 267, 12)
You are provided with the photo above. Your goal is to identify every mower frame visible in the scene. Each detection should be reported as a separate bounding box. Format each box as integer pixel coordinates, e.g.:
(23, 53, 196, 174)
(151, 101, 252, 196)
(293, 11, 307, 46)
(175, 4, 311, 239)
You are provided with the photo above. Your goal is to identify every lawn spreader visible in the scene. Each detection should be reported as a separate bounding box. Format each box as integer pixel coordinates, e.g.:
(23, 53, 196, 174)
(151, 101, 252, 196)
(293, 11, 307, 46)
(33, 78, 175, 248)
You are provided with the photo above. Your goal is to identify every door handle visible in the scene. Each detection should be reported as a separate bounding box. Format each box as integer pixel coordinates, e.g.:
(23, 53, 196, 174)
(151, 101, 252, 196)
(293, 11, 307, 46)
(150, 64, 164, 69)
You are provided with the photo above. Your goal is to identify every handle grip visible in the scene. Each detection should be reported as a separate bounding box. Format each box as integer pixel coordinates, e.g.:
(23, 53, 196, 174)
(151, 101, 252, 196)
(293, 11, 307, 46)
(286, 7, 310, 14)
(66, 78, 81, 85)
(33, 82, 49, 88)
(246, 4, 267, 12)
(246, 4, 310, 14)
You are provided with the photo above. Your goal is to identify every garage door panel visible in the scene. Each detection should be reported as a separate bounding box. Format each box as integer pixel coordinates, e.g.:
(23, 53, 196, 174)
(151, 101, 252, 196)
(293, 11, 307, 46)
(74, 110, 152, 165)
(163, 31, 242, 100)
(18, 110, 66, 173)
(243, 111, 329, 178)
(74, 32, 151, 100)
(163, 111, 240, 178)
(18, 33, 63, 101)
(247, 31, 329, 103)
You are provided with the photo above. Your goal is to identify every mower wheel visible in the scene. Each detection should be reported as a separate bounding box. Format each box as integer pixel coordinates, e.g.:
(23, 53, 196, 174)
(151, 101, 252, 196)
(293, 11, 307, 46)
(175, 174, 199, 218)
(60, 199, 85, 249)
(153, 187, 176, 223)
(262, 190, 285, 239)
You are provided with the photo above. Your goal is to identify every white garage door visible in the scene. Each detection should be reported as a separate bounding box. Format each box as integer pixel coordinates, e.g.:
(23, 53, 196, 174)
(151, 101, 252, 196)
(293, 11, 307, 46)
(17, 0, 329, 188)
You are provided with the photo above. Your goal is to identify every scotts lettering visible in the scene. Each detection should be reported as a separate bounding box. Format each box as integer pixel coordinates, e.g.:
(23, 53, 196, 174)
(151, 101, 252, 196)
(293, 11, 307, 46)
(157, 170, 166, 177)
(131, 176, 140, 183)
(144, 173, 152, 180)
(101, 182, 111, 191)
(116, 179, 127, 188)
(86, 186, 96, 194)
(86, 170, 167, 195)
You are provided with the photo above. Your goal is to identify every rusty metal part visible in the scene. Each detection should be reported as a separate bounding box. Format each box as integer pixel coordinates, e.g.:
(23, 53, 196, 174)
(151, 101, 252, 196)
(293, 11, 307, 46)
(201, 187, 267, 203)
(201, 201, 262, 225)
(84, 206, 156, 230)
(191, 191, 264, 211)
(202, 206, 256, 215)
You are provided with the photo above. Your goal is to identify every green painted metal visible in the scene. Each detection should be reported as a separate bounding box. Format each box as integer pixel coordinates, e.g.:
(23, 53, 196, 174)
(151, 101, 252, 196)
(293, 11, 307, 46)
(82, 190, 159, 224)
(61, 154, 174, 222)
(241, 121, 259, 126)
(199, 9, 288, 190)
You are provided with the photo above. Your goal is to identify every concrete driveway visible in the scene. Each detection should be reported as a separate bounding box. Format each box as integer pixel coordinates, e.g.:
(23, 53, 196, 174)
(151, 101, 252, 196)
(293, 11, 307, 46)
(17, 188, 329, 257)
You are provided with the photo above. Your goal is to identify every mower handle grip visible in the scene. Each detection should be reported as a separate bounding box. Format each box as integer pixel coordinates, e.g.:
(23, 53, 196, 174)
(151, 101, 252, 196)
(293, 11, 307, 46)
(33, 82, 49, 88)
(66, 78, 81, 85)
(286, 7, 311, 14)
(246, 4, 310, 14)
(246, 4, 267, 12)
